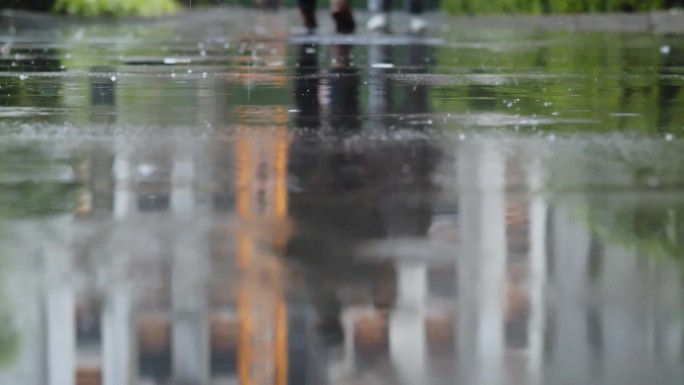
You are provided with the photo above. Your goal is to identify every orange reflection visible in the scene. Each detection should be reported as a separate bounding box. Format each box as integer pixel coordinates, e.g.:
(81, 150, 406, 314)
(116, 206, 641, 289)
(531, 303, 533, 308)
(76, 366, 101, 385)
(234, 122, 290, 385)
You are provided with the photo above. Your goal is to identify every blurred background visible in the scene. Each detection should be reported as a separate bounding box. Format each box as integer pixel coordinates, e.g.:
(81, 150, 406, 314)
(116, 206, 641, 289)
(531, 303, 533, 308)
(0, 0, 682, 18)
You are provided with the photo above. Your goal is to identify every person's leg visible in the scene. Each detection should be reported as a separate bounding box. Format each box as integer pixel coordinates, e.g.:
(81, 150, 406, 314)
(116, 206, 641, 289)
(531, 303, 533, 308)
(298, 0, 318, 32)
(331, 0, 356, 34)
(406, 0, 427, 33)
(293, 44, 321, 129)
(367, 0, 392, 31)
(406, 0, 424, 15)
(328, 45, 361, 131)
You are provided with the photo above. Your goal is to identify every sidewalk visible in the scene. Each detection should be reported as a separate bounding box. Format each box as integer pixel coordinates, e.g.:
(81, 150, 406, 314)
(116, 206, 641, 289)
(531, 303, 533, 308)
(1, 6, 683, 34)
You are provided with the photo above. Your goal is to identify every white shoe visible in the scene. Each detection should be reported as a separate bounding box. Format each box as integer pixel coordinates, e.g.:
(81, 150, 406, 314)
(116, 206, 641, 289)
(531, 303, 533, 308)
(367, 13, 389, 32)
(409, 16, 427, 34)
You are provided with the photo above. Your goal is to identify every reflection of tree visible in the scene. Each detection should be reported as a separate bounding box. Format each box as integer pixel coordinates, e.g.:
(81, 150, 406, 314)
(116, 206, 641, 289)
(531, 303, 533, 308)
(578, 198, 684, 260)
(0, 49, 63, 119)
(434, 30, 684, 133)
(0, 315, 19, 370)
(549, 138, 684, 262)
(0, 146, 79, 218)
(0, 181, 77, 217)
(0, 145, 79, 371)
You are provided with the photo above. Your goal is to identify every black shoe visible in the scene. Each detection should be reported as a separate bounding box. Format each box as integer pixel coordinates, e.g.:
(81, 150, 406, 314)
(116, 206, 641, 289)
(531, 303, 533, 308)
(301, 9, 318, 32)
(331, 9, 356, 34)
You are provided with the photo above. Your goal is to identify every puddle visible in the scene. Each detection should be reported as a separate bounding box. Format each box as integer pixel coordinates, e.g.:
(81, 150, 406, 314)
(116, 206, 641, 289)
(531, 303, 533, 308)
(0, 8, 682, 385)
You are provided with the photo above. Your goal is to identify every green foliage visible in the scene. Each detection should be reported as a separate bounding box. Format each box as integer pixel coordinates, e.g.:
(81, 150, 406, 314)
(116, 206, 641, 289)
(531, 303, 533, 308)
(52, 0, 178, 17)
(0, 146, 79, 218)
(547, 0, 664, 12)
(444, 0, 542, 15)
(0, 316, 19, 370)
(432, 30, 684, 134)
(571, 194, 684, 260)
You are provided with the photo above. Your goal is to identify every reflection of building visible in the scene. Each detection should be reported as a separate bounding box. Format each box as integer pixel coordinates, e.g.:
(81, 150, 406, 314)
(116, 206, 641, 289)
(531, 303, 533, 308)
(0, 103, 309, 385)
(313, 138, 684, 385)
(450, 140, 684, 385)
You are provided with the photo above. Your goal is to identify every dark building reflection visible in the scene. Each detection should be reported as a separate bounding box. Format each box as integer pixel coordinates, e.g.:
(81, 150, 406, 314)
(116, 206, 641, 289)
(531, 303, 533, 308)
(292, 44, 320, 130)
(287, 41, 446, 383)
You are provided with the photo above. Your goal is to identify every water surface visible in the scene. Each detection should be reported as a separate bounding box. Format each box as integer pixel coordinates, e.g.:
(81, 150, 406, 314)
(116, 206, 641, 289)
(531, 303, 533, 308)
(0, 8, 683, 385)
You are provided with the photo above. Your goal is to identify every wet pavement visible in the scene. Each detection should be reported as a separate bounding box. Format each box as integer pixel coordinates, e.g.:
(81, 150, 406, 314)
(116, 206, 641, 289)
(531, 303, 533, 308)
(0, 7, 684, 385)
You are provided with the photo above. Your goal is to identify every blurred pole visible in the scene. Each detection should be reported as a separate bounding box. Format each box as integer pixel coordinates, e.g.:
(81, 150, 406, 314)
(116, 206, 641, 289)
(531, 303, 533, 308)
(457, 140, 506, 385)
(103, 290, 134, 385)
(528, 157, 547, 385)
(390, 263, 427, 384)
(367, 44, 393, 132)
(45, 231, 76, 385)
(476, 142, 506, 385)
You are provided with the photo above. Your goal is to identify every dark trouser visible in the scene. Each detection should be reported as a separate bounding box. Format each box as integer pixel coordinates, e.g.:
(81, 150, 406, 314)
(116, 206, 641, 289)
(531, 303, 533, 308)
(298, 0, 355, 13)
(293, 44, 321, 129)
(368, 0, 424, 14)
(297, 0, 316, 15)
(298, 0, 355, 33)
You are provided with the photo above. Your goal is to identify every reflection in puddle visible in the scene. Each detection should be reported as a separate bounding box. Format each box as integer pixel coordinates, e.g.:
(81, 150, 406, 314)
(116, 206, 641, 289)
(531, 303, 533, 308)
(2, 132, 683, 385)
(0, 9, 683, 385)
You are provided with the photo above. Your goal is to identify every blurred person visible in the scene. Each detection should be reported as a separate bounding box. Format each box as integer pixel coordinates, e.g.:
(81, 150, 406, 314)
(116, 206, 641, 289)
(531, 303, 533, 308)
(366, 0, 427, 33)
(288, 43, 365, 345)
(298, 0, 356, 34)
(287, 42, 439, 350)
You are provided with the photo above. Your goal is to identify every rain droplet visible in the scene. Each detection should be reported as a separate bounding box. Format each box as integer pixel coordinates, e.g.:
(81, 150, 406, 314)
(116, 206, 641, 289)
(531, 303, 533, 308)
(110, 75, 117, 82)
(18, 74, 27, 80)
(660, 45, 671, 55)
(202, 72, 208, 78)
(458, 133, 466, 141)
(665, 133, 674, 141)
(187, 69, 193, 74)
